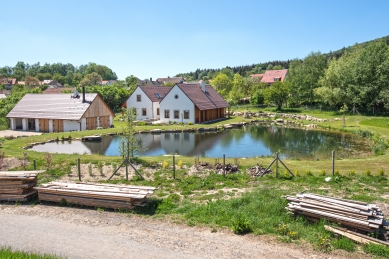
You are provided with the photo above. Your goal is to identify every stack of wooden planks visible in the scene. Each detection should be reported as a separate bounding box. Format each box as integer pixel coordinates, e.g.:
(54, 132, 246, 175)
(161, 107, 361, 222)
(285, 193, 388, 233)
(35, 181, 156, 210)
(0, 171, 43, 202)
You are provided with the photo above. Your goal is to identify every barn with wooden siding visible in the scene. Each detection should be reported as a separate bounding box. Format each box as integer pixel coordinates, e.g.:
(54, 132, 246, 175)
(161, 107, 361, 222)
(6, 93, 114, 132)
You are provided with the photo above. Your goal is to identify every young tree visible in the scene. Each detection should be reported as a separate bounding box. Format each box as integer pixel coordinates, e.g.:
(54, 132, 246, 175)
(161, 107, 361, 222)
(125, 75, 138, 93)
(120, 108, 143, 158)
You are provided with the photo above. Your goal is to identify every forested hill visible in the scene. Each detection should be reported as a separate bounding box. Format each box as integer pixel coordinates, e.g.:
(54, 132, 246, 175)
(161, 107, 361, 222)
(176, 34, 389, 81)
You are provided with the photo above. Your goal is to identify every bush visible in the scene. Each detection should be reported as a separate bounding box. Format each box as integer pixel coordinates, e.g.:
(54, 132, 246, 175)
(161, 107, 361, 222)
(188, 122, 194, 125)
(232, 214, 251, 234)
(137, 121, 146, 126)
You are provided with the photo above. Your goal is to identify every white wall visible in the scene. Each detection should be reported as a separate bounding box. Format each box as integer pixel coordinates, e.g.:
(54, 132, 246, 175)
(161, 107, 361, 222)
(109, 116, 113, 126)
(159, 85, 195, 124)
(152, 101, 161, 120)
(49, 119, 53, 133)
(126, 87, 153, 120)
(64, 120, 80, 132)
(81, 118, 87, 130)
(35, 119, 40, 132)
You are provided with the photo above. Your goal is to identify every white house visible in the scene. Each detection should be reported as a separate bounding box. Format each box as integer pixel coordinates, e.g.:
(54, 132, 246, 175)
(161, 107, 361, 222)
(159, 81, 230, 124)
(125, 86, 171, 120)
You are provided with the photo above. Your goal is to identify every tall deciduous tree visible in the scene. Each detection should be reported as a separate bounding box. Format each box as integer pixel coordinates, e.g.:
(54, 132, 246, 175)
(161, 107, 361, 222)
(211, 73, 232, 98)
(264, 81, 291, 110)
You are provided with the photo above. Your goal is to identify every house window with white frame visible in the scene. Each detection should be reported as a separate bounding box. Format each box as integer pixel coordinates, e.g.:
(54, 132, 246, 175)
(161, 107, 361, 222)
(183, 110, 189, 119)
(137, 95, 141, 102)
(142, 108, 147, 116)
(174, 110, 179, 119)
(164, 110, 170, 118)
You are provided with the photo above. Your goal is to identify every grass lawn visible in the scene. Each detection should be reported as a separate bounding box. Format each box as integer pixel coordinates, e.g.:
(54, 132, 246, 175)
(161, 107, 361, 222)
(1, 108, 389, 257)
(0, 247, 63, 259)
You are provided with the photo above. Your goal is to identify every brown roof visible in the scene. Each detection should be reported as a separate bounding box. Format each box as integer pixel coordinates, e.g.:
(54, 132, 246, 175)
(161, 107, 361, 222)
(249, 73, 264, 78)
(0, 78, 17, 85)
(6, 93, 98, 120)
(43, 87, 75, 94)
(139, 86, 171, 102)
(157, 77, 184, 84)
(260, 69, 288, 84)
(176, 84, 230, 110)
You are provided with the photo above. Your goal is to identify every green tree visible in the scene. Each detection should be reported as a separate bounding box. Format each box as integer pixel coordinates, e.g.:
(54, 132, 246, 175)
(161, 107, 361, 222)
(250, 89, 265, 105)
(125, 75, 138, 93)
(53, 73, 65, 85)
(211, 73, 232, 98)
(79, 72, 102, 86)
(264, 81, 291, 110)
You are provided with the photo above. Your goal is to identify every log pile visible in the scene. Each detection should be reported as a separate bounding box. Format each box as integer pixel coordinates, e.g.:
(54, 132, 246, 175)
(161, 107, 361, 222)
(246, 164, 273, 177)
(285, 193, 389, 239)
(0, 171, 43, 202)
(35, 181, 156, 210)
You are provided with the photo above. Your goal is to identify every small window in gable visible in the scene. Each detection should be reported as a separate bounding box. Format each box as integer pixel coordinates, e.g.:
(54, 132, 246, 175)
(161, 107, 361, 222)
(137, 95, 141, 102)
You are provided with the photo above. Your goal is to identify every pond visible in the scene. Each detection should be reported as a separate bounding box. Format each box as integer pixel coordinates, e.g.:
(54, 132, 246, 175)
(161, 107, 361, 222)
(29, 125, 371, 160)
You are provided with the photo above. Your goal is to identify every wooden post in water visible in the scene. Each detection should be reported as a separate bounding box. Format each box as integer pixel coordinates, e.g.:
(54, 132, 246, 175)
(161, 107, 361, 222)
(78, 158, 81, 181)
(332, 150, 335, 176)
(173, 154, 176, 179)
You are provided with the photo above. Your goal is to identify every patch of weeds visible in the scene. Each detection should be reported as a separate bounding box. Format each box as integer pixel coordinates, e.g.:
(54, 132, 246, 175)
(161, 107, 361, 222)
(319, 169, 326, 176)
(331, 237, 355, 252)
(305, 170, 313, 176)
(294, 170, 301, 177)
(97, 207, 105, 212)
(231, 214, 251, 234)
(365, 169, 371, 177)
(59, 198, 67, 206)
(362, 243, 389, 258)
(348, 170, 355, 176)
(378, 168, 385, 176)
(97, 161, 105, 176)
(88, 163, 93, 176)
(334, 170, 340, 176)
(162, 160, 169, 169)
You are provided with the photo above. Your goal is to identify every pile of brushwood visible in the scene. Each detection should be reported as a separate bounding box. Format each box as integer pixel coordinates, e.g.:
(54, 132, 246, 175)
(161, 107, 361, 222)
(246, 164, 273, 177)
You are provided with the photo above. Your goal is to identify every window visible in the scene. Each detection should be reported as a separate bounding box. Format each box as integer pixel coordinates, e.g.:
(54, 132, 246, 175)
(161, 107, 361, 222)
(137, 95, 141, 102)
(157, 108, 160, 116)
(174, 110, 179, 119)
(142, 108, 147, 116)
(184, 110, 189, 119)
(164, 110, 170, 118)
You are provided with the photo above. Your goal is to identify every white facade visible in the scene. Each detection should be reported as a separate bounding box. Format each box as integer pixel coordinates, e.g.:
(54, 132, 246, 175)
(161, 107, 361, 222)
(64, 120, 80, 132)
(159, 85, 195, 124)
(126, 87, 154, 120)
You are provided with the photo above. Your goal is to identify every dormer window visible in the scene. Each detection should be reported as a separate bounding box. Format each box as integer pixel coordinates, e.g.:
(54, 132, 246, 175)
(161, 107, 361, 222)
(274, 77, 281, 82)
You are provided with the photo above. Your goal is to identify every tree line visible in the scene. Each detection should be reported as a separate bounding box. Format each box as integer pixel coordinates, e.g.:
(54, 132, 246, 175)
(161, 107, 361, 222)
(0, 62, 117, 87)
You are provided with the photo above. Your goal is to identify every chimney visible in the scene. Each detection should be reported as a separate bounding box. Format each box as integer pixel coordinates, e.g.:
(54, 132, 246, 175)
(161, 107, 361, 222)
(82, 86, 85, 103)
(200, 80, 205, 92)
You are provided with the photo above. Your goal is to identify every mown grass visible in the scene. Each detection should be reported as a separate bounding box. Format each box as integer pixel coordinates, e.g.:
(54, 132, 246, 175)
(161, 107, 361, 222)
(0, 247, 63, 259)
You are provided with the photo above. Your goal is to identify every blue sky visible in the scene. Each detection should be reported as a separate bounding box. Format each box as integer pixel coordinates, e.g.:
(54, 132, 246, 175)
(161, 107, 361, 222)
(1, 0, 388, 80)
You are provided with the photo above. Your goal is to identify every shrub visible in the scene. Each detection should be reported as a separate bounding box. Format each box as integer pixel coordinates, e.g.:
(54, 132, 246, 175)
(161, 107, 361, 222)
(348, 170, 355, 176)
(188, 122, 194, 125)
(365, 169, 371, 176)
(177, 160, 183, 168)
(378, 168, 385, 176)
(137, 121, 146, 126)
(334, 169, 340, 176)
(232, 214, 251, 234)
(319, 169, 326, 176)
(162, 160, 169, 169)
(294, 170, 301, 177)
(305, 170, 313, 176)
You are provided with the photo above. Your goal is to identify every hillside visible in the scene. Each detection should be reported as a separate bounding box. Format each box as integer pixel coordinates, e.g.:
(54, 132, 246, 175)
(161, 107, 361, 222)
(176, 35, 389, 81)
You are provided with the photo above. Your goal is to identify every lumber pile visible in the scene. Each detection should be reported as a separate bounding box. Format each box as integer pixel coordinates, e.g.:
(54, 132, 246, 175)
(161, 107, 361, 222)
(35, 181, 156, 210)
(285, 193, 389, 239)
(215, 163, 240, 175)
(0, 171, 43, 202)
(246, 164, 273, 177)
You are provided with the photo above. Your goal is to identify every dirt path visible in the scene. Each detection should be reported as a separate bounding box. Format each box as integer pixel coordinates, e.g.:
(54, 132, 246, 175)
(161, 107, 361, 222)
(0, 204, 369, 259)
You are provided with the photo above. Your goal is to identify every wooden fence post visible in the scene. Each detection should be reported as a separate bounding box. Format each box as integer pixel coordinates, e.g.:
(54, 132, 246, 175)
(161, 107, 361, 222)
(78, 158, 81, 181)
(332, 150, 335, 176)
(173, 154, 176, 179)
(33, 160, 36, 170)
(223, 154, 226, 177)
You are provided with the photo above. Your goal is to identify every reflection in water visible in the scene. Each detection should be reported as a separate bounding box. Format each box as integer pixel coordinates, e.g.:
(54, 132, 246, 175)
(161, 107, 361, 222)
(30, 125, 371, 159)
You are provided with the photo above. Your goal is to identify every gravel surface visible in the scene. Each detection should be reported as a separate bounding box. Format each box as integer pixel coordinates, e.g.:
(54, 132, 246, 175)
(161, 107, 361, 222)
(0, 203, 370, 259)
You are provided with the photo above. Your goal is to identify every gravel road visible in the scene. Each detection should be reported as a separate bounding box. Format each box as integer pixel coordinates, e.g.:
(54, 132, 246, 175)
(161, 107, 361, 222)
(0, 203, 369, 259)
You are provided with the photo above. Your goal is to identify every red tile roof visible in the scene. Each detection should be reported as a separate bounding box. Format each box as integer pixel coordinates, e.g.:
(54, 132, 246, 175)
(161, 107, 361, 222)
(260, 69, 288, 84)
(139, 86, 172, 102)
(176, 84, 230, 110)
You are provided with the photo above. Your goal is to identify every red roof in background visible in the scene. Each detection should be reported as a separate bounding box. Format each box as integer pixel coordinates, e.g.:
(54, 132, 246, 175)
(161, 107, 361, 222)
(260, 69, 288, 84)
(176, 84, 230, 110)
(157, 77, 184, 84)
(139, 86, 171, 102)
(0, 78, 17, 85)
